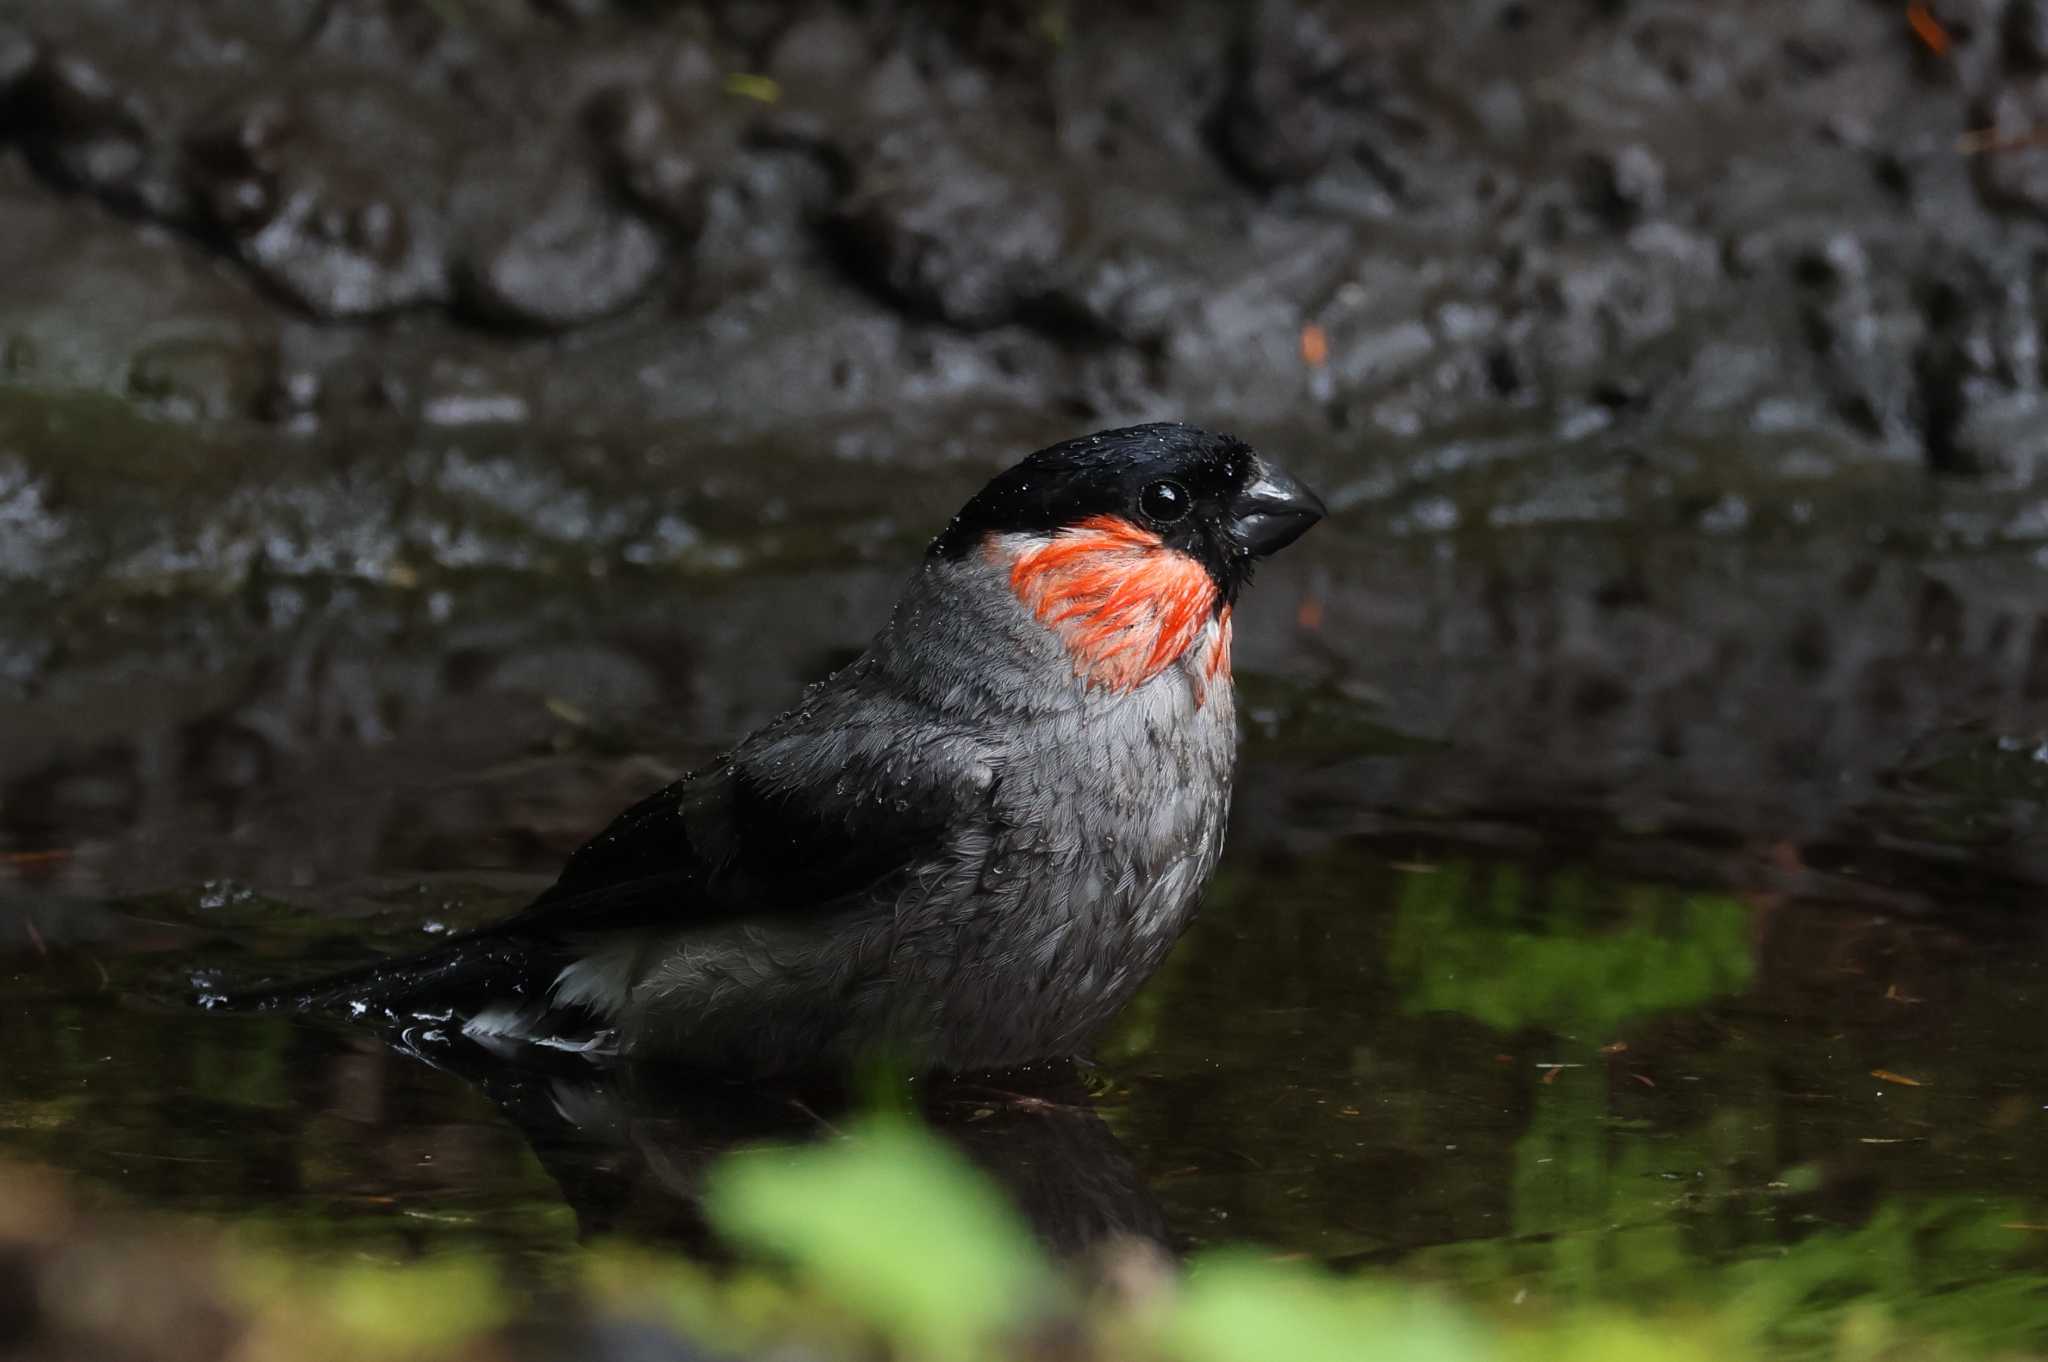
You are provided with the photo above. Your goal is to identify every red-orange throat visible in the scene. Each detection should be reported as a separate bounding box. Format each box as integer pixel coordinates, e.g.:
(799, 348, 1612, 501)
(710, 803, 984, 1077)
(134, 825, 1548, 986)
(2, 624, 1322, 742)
(1001, 515, 1232, 697)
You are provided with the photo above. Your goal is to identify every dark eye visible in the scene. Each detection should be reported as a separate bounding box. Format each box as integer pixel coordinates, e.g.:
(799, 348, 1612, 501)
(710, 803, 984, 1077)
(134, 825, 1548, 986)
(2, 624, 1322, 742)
(1139, 479, 1191, 525)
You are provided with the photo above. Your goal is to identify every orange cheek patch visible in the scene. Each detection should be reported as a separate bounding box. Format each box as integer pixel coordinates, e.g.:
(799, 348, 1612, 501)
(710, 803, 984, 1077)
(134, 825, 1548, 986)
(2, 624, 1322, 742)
(1003, 515, 1225, 696)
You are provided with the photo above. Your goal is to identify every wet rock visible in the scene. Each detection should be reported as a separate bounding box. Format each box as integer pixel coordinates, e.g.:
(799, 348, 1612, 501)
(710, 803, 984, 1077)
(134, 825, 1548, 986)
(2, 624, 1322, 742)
(0, 156, 277, 397)
(1970, 78, 2048, 218)
(1916, 254, 2048, 476)
(1938, 389, 2048, 479)
(0, 0, 2041, 523)
(456, 153, 670, 330)
(421, 388, 532, 429)
(186, 83, 458, 318)
(709, 0, 798, 55)
(1325, 317, 1436, 393)
(1576, 143, 1665, 229)
(831, 120, 1075, 330)
(2006, 0, 2048, 71)
(10, 49, 185, 219)
(535, 0, 617, 23)
(1504, 242, 1689, 395)
(1045, 245, 1190, 347)
(1212, 10, 1340, 188)
(1208, 1, 1423, 194)
(0, 453, 64, 582)
(691, 132, 844, 287)
(127, 337, 268, 424)
(1795, 233, 1921, 449)
(592, 87, 711, 235)
(1213, 86, 1337, 192)
(255, 365, 323, 427)
(576, 33, 727, 223)
(766, 6, 874, 90)
(301, 0, 490, 76)
(0, 25, 35, 99)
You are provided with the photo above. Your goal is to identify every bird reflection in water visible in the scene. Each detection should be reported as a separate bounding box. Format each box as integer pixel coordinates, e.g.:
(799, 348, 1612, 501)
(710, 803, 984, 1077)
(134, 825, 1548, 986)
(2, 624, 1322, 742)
(386, 1027, 1170, 1263)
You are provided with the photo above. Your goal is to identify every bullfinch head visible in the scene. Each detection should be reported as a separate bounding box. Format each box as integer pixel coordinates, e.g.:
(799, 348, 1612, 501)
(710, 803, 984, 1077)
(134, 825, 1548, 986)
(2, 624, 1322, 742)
(926, 423, 1325, 696)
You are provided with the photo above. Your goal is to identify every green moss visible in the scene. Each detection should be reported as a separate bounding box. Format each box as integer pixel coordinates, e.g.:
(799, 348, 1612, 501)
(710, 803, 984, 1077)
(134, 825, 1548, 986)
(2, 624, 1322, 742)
(1387, 862, 1753, 1035)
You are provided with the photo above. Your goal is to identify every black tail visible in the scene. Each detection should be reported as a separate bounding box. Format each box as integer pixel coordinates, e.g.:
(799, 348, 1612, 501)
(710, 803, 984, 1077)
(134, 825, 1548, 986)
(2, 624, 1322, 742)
(210, 930, 557, 1024)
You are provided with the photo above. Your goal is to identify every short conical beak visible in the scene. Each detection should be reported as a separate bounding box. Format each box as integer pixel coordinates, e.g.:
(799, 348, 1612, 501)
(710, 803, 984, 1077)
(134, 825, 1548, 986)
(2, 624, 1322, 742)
(1230, 458, 1326, 557)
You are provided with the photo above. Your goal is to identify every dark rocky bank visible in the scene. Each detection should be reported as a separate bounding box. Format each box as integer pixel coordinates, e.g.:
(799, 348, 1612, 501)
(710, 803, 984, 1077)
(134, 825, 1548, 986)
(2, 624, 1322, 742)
(2, 0, 2047, 903)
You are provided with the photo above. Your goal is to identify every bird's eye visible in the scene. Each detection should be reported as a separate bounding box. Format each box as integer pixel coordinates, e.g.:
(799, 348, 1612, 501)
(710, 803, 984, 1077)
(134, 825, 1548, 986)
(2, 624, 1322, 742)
(1139, 479, 1191, 525)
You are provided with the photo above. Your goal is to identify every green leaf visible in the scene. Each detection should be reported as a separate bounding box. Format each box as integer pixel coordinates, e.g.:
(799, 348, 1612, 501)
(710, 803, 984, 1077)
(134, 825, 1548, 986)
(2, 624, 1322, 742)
(703, 1117, 1053, 1358)
(1171, 1252, 1495, 1362)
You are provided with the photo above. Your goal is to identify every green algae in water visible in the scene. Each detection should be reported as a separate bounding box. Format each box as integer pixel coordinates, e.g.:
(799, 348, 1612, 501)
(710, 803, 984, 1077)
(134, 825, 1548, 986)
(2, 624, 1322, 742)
(1386, 863, 1754, 1035)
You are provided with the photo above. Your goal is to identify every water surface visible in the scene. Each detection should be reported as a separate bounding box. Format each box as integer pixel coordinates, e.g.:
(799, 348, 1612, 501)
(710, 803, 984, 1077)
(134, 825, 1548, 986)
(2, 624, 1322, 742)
(5, 804, 2045, 1351)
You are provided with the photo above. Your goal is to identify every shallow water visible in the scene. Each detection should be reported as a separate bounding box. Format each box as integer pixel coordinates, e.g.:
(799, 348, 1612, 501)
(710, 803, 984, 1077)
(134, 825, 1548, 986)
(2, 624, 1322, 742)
(5, 761, 2047, 1351)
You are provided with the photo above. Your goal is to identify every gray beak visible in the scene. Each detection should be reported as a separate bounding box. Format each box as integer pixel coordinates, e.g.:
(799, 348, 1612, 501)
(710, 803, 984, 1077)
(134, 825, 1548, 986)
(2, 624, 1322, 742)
(1230, 458, 1326, 557)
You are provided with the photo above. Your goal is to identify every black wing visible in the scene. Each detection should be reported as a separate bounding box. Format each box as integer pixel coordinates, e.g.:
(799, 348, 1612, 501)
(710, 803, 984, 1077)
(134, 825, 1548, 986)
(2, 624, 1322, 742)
(224, 691, 997, 1020)
(513, 692, 1000, 936)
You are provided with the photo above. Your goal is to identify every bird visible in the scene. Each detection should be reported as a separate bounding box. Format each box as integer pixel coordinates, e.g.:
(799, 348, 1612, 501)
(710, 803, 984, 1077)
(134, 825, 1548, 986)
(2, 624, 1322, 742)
(233, 422, 1324, 1076)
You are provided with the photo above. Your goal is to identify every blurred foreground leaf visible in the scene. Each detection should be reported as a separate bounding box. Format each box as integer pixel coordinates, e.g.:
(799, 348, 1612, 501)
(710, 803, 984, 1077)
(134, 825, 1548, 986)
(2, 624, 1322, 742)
(1172, 1252, 1494, 1362)
(704, 1116, 1053, 1358)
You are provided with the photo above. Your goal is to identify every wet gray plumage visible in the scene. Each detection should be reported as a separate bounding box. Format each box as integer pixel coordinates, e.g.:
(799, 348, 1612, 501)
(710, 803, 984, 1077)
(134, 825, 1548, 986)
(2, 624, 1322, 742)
(241, 423, 1324, 1075)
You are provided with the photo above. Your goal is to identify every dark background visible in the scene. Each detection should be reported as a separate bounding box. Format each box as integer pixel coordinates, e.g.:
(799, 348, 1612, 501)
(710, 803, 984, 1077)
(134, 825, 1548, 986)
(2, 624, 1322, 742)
(3, 0, 2046, 900)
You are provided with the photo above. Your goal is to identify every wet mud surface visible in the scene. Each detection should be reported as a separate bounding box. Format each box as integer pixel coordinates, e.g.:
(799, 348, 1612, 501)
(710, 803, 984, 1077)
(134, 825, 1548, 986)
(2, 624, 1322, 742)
(8, 0, 2048, 466)
(3, 0, 2048, 1354)
(5, 0, 2048, 877)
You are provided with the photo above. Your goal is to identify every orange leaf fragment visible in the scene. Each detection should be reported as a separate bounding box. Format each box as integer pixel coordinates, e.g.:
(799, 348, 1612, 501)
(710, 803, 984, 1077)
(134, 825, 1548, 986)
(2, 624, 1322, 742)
(1908, 1, 1952, 55)
(1870, 1068, 1924, 1087)
(1299, 323, 1330, 369)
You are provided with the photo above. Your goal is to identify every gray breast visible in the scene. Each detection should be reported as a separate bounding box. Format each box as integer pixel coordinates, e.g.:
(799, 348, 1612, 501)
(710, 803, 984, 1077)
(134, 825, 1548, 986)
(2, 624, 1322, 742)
(613, 556, 1239, 1073)
(893, 619, 1239, 1070)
